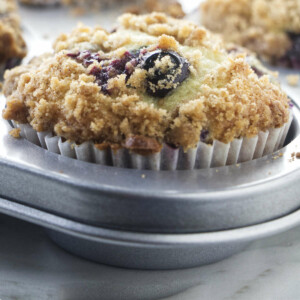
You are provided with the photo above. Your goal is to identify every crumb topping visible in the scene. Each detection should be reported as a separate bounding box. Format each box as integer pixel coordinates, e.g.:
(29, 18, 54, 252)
(9, 127, 20, 138)
(201, 0, 300, 61)
(3, 13, 290, 151)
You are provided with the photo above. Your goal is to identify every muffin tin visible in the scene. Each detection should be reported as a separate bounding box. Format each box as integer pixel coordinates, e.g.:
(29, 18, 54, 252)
(1, 196, 300, 270)
(0, 97, 299, 269)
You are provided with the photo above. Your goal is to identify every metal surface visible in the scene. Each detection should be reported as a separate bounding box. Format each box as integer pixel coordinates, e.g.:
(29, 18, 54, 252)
(0, 197, 300, 269)
(0, 98, 299, 233)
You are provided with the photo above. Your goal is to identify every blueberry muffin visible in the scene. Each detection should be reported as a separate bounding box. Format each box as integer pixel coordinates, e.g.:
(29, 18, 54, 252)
(23, 0, 185, 19)
(61, 0, 120, 8)
(2, 13, 291, 169)
(0, 0, 27, 77)
(201, 0, 300, 69)
(126, 0, 185, 19)
(19, 0, 59, 4)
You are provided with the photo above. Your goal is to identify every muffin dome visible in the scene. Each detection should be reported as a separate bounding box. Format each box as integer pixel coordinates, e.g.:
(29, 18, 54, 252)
(3, 13, 290, 151)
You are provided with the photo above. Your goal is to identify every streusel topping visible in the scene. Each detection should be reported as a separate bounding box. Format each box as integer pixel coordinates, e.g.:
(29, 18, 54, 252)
(3, 13, 290, 150)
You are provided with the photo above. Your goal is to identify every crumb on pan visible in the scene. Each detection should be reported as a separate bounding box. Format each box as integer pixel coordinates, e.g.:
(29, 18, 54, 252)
(9, 127, 21, 138)
(286, 74, 299, 87)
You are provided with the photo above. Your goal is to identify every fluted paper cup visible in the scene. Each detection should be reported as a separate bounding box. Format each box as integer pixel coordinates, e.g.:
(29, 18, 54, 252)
(11, 112, 293, 171)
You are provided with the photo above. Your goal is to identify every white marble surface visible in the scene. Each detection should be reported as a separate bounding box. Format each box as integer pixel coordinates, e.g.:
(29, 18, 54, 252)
(0, 213, 300, 300)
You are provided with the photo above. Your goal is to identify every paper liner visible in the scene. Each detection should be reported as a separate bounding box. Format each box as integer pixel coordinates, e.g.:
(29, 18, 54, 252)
(11, 112, 293, 170)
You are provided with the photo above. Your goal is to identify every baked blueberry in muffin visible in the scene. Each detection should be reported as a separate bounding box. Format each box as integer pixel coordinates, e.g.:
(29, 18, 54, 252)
(201, 0, 300, 69)
(2, 13, 292, 169)
(0, 0, 27, 77)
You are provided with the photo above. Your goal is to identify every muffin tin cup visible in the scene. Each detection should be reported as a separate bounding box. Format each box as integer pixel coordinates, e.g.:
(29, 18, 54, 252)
(1, 196, 300, 270)
(1, 98, 299, 236)
(12, 112, 293, 171)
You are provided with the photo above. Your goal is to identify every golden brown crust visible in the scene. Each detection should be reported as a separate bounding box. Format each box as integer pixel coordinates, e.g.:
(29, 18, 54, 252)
(3, 13, 290, 151)
(0, 0, 27, 66)
(201, 0, 300, 61)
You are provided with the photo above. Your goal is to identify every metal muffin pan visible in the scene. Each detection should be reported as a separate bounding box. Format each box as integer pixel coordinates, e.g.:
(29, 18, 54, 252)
(0, 97, 299, 234)
(1, 197, 300, 270)
(0, 104, 299, 270)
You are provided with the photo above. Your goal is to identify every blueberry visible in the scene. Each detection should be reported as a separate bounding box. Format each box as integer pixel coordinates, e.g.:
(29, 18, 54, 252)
(142, 50, 190, 97)
(200, 129, 209, 143)
(5, 58, 22, 70)
(250, 66, 265, 78)
(67, 49, 190, 96)
(279, 33, 300, 69)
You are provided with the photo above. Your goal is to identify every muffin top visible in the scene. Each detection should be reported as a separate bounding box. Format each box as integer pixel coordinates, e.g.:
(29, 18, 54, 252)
(201, 0, 300, 60)
(3, 13, 290, 151)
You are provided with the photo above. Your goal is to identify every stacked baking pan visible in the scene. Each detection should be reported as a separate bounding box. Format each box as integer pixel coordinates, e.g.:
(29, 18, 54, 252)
(0, 97, 299, 269)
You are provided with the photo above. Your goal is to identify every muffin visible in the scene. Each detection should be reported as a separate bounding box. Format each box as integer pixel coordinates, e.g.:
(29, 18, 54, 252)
(201, 0, 300, 69)
(20, 0, 185, 19)
(126, 0, 185, 19)
(3, 13, 292, 170)
(19, 0, 60, 5)
(19, 0, 127, 7)
(61, 0, 123, 8)
(0, 0, 27, 77)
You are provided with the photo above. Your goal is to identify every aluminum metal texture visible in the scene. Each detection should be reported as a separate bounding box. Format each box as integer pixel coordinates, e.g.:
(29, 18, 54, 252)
(0, 97, 299, 233)
(1, 198, 300, 270)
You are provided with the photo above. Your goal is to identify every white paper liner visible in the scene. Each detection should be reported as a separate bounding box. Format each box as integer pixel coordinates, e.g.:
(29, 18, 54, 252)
(11, 112, 293, 170)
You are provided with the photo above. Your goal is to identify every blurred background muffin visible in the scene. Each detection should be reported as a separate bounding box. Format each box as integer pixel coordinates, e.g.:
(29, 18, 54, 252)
(18, 0, 185, 18)
(200, 0, 300, 69)
(0, 0, 27, 77)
